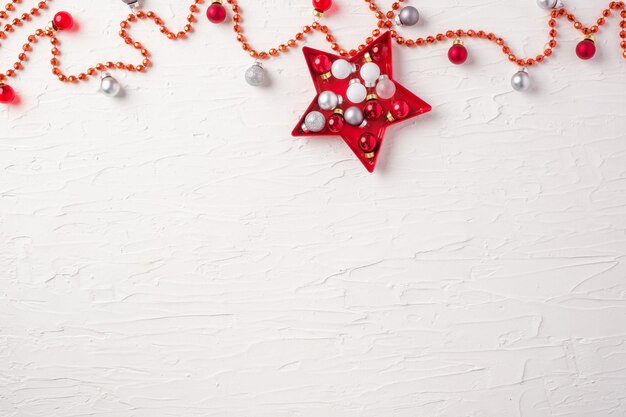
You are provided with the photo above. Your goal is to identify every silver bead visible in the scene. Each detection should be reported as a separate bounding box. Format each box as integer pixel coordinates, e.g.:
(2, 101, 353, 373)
(536, 0, 558, 9)
(303, 111, 326, 133)
(344, 106, 364, 126)
(245, 62, 267, 87)
(395, 6, 419, 26)
(317, 91, 342, 111)
(100, 73, 121, 97)
(511, 69, 531, 91)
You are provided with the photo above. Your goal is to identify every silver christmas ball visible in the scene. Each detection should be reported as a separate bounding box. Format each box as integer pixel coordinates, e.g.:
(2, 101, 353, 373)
(121, 0, 139, 9)
(317, 91, 341, 111)
(344, 106, 364, 126)
(100, 74, 121, 97)
(395, 6, 419, 26)
(511, 70, 531, 91)
(304, 111, 326, 133)
(245, 63, 266, 87)
(536, 0, 558, 9)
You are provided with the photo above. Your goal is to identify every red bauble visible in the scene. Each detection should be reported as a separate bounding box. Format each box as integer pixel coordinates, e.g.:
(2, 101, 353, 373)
(52, 11, 73, 31)
(391, 100, 409, 119)
(207, 2, 226, 24)
(358, 133, 378, 153)
(328, 113, 345, 132)
(364, 100, 382, 120)
(0, 84, 15, 104)
(448, 43, 468, 65)
(576, 39, 596, 60)
(312, 54, 332, 74)
(370, 44, 388, 62)
(312, 0, 332, 12)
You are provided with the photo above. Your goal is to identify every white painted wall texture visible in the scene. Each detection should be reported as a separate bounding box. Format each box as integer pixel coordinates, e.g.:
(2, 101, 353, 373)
(1, 0, 626, 416)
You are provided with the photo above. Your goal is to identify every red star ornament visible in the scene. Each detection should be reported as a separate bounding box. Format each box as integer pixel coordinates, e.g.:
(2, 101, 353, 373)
(292, 32, 432, 172)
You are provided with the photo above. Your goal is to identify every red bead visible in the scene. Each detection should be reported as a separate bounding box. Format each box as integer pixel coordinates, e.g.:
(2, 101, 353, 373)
(391, 100, 409, 119)
(52, 11, 73, 31)
(0, 84, 15, 104)
(364, 99, 382, 120)
(206, 2, 226, 24)
(370, 43, 388, 62)
(312, 54, 331, 74)
(328, 113, 345, 132)
(576, 38, 596, 60)
(358, 132, 378, 153)
(312, 0, 332, 12)
(448, 43, 468, 65)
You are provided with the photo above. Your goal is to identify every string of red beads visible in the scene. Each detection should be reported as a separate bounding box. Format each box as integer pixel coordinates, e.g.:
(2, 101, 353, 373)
(0, 0, 624, 104)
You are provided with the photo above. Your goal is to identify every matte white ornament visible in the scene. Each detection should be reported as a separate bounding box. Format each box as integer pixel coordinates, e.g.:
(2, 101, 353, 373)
(346, 79, 367, 103)
(360, 62, 381, 87)
(331, 59, 355, 80)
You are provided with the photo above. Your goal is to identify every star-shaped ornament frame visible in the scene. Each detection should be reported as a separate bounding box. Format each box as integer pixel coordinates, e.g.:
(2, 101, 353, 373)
(292, 31, 432, 172)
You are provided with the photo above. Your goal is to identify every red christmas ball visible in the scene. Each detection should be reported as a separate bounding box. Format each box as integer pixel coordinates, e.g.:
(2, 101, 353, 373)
(52, 11, 73, 31)
(358, 132, 378, 153)
(0, 84, 15, 104)
(364, 99, 382, 120)
(370, 43, 388, 62)
(207, 2, 226, 24)
(312, 0, 332, 12)
(391, 100, 410, 119)
(312, 54, 331, 74)
(448, 43, 468, 65)
(576, 38, 596, 60)
(328, 113, 345, 132)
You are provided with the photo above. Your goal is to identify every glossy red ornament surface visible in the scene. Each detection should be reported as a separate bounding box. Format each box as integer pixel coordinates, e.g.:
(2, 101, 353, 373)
(391, 100, 409, 119)
(312, 54, 332, 74)
(364, 99, 382, 120)
(448, 43, 468, 65)
(358, 132, 378, 153)
(206, 2, 226, 24)
(328, 113, 345, 132)
(370, 43, 388, 62)
(312, 0, 332, 12)
(576, 38, 596, 60)
(292, 32, 432, 172)
(0, 84, 15, 104)
(53, 11, 73, 31)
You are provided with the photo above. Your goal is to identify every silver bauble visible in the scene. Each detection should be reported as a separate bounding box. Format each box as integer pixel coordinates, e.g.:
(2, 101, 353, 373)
(536, 0, 558, 9)
(100, 74, 121, 97)
(395, 6, 419, 26)
(511, 70, 531, 91)
(121, 0, 139, 10)
(344, 106, 364, 126)
(317, 91, 341, 111)
(304, 111, 326, 133)
(245, 63, 266, 87)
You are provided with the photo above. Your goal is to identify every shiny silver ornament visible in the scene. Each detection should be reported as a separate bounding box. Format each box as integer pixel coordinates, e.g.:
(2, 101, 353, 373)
(344, 106, 364, 126)
(317, 91, 342, 111)
(536, 0, 558, 9)
(245, 62, 267, 87)
(100, 73, 122, 97)
(121, 0, 140, 11)
(395, 6, 419, 26)
(511, 69, 531, 91)
(303, 111, 326, 133)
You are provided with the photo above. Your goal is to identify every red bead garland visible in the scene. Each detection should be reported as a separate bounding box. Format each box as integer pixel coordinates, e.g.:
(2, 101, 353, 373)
(52, 11, 74, 31)
(576, 38, 597, 59)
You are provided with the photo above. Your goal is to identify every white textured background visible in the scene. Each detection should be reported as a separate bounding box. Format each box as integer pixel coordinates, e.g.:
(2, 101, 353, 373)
(1, 0, 626, 416)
